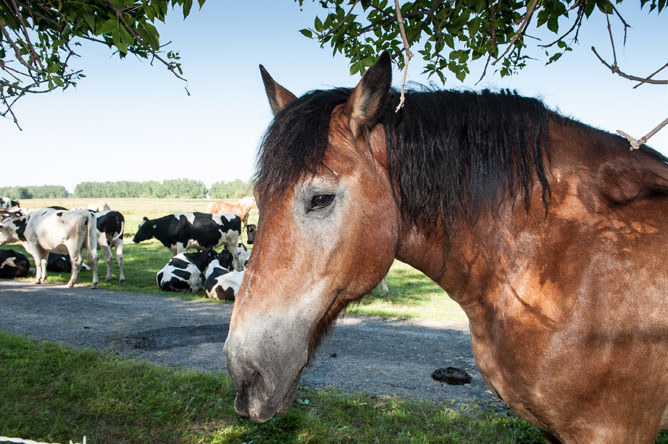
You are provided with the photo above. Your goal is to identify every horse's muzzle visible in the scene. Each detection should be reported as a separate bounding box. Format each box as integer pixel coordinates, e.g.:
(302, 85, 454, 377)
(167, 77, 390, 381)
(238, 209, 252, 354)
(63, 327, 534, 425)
(225, 336, 303, 423)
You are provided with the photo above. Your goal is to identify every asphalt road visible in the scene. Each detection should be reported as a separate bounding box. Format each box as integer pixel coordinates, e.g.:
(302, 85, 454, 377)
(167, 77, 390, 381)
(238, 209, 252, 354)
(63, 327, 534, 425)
(0, 280, 498, 405)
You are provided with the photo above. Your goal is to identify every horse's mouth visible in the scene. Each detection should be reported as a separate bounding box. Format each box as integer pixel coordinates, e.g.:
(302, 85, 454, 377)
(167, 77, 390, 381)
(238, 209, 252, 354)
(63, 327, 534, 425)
(274, 369, 302, 418)
(235, 366, 304, 423)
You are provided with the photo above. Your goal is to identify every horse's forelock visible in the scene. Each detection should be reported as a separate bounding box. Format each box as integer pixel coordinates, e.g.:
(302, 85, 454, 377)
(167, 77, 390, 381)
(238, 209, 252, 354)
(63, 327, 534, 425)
(255, 88, 352, 199)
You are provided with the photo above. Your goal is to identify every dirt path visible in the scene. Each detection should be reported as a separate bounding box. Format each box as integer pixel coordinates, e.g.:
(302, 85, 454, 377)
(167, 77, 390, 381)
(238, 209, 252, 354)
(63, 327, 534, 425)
(0, 280, 498, 405)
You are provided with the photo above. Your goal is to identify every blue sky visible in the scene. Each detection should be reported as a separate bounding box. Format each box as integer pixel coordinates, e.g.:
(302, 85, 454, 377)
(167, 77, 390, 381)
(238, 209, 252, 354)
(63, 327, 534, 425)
(1, 1, 666, 192)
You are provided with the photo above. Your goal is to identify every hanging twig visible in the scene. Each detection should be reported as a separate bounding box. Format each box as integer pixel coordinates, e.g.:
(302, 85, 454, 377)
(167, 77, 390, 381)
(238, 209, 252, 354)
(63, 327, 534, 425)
(394, 0, 413, 112)
(617, 117, 668, 151)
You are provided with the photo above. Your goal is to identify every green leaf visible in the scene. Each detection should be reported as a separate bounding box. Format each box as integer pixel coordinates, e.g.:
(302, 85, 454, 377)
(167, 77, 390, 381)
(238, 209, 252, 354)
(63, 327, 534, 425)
(314, 16, 323, 32)
(82, 13, 96, 31)
(444, 34, 455, 49)
(547, 16, 559, 33)
(299, 28, 313, 38)
(183, 0, 193, 18)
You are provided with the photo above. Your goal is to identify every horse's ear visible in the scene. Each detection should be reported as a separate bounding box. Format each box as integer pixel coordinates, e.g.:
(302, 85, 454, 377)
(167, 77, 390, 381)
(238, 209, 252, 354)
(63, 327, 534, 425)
(344, 51, 392, 138)
(260, 65, 297, 116)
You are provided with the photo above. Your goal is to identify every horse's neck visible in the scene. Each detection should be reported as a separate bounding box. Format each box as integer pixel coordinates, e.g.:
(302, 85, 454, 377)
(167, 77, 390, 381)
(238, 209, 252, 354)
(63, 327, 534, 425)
(397, 120, 668, 317)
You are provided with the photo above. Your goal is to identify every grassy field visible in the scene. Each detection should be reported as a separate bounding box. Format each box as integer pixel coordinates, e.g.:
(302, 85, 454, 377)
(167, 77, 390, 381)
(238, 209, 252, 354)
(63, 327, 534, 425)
(2, 332, 666, 444)
(5, 198, 466, 323)
(0, 332, 543, 444)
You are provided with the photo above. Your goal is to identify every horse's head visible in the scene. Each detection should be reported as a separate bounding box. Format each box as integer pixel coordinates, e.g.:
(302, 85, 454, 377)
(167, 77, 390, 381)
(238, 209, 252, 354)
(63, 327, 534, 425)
(224, 53, 401, 422)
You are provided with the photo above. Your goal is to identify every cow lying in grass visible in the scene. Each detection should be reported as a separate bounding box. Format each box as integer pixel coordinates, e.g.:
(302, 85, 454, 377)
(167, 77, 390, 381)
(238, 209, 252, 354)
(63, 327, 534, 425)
(0, 249, 30, 278)
(133, 212, 241, 269)
(204, 249, 245, 301)
(0, 208, 98, 287)
(156, 249, 216, 293)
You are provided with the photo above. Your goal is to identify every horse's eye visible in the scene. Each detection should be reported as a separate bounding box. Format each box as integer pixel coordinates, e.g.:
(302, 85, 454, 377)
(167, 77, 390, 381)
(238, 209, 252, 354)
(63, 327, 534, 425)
(310, 194, 334, 210)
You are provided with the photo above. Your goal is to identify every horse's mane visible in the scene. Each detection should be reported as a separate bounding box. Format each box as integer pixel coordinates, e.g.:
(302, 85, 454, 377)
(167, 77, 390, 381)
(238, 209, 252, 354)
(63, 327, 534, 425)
(255, 87, 555, 232)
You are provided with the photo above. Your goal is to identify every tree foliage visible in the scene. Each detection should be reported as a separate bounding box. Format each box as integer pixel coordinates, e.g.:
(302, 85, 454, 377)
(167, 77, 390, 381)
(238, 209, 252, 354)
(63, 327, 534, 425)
(297, 0, 667, 84)
(209, 179, 254, 199)
(0, 184, 68, 199)
(74, 178, 208, 198)
(0, 0, 206, 126)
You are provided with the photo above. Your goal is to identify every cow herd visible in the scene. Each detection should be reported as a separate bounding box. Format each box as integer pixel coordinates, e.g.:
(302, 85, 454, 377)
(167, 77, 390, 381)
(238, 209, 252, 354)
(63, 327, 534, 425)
(0, 198, 257, 301)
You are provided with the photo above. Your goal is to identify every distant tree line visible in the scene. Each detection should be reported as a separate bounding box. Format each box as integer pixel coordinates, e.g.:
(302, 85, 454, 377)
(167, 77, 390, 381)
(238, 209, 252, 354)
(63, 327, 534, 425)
(209, 179, 254, 199)
(75, 179, 209, 199)
(1, 179, 255, 200)
(0, 185, 69, 199)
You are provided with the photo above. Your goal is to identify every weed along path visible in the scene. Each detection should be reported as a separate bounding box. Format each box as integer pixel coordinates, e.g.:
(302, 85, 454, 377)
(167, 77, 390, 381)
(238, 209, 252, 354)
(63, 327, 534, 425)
(0, 280, 498, 406)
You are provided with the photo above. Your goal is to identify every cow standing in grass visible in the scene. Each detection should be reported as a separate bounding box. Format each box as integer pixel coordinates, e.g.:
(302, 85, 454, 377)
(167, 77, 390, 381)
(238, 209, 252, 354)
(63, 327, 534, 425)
(133, 212, 241, 269)
(0, 208, 98, 287)
(92, 210, 125, 282)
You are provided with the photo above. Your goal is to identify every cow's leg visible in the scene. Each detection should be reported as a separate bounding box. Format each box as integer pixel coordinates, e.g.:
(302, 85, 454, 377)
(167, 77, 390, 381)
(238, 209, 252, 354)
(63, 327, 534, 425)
(87, 246, 99, 289)
(67, 249, 83, 287)
(32, 247, 47, 284)
(227, 239, 241, 271)
(101, 246, 113, 281)
(115, 240, 125, 282)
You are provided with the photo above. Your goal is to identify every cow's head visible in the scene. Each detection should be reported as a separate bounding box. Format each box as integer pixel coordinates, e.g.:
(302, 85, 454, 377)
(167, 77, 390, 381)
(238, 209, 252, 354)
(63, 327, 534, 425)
(216, 248, 235, 270)
(0, 217, 23, 245)
(132, 217, 154, 243)
(186, 248, 217, 272)
(246, 224, 257, 244)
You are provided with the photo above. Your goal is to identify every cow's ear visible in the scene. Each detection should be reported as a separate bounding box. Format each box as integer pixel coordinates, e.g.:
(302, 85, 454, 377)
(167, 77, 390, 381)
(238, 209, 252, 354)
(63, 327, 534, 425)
(344, 51, 392, 138)
(260, 65, 297, 116)
(143, 216, 148, 221)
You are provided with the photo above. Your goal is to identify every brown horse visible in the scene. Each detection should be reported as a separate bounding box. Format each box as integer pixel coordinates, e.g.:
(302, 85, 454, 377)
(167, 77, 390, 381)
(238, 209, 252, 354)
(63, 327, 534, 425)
(224, 53, 668, 443)
(207, 196, 257, 228)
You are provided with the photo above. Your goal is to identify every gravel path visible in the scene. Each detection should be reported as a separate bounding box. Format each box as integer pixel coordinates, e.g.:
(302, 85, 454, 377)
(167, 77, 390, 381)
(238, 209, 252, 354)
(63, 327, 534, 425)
(0, 280, 498, 405)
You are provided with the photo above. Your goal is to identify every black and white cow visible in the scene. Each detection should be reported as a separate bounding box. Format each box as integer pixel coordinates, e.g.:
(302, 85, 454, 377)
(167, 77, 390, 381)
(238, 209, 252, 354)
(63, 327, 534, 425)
(0, 197, 19, 210)
(43, 210, 123, 280)
(204, 249, 235, 279)
(133, 212, 241, 269)
(203, 248, 242, 300)
(0, 209, 22, 221)
(92, 210, 125, 282)
(0, 208, 99, 287)
(46, 253, 91, 273)
(0, 249, 30, 278)
(236, 245, 252, 270)
(204, 268, 245, 301)
(156, 249, 216, 292)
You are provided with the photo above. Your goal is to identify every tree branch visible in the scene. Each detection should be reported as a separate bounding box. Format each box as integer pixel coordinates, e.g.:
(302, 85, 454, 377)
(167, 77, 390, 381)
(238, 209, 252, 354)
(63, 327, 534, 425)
(617, 117, 668, 150)
(394, 0, 413, 112)
(323, 0, 360, 38)
(591, 46, 668, 85)
(492, 0, 539, 66)
(103, 0, 186, 81)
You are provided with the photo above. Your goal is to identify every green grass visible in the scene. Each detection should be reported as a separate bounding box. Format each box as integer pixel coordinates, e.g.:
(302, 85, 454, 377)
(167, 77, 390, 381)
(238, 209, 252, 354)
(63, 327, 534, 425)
(7, 198, 467, 322)
(0, 331, 574, 444)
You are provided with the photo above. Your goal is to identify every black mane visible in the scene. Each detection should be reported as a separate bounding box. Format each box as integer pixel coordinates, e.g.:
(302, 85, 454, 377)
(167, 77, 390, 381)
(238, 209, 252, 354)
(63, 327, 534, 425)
(255, 87, 553, 232)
